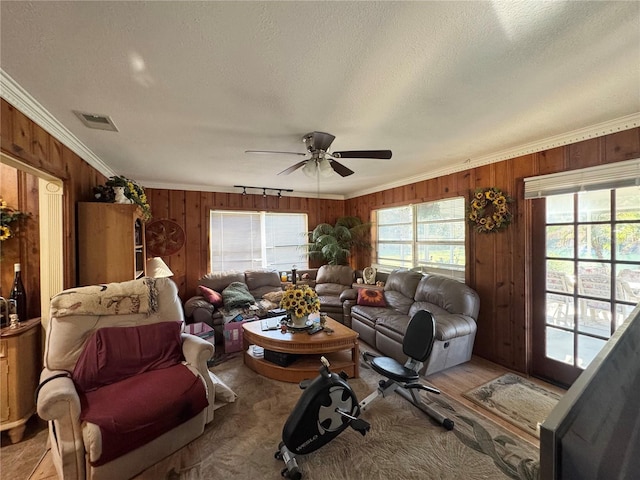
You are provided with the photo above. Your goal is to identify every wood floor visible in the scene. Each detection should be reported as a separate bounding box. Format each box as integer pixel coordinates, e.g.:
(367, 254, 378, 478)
(25, 355, 565, 479)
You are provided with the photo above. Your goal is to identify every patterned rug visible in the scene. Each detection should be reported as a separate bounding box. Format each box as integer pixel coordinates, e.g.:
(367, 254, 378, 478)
(463, 373, 562, 439)
(2, 358, 542, 480)
(136, 356, 540, 480)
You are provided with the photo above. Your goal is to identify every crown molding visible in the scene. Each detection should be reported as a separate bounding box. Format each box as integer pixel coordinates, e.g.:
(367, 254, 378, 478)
(3, 69, 637, 201)
(345, 113, 640, 199)
(0, 68, 116, 178)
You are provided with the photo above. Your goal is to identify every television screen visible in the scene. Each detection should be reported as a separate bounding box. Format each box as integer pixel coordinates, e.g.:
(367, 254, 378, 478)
(540, 303, 640, 479)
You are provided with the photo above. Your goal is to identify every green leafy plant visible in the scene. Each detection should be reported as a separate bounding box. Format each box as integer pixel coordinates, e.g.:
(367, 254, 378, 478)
(307, 216, 371, 265)
(0, 198, 29, 242)
(103, 175, 152, 222)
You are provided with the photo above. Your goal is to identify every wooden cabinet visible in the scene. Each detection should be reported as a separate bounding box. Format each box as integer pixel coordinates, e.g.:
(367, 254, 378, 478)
(78, 202, 146, 286)
(0, 318, 41, 443)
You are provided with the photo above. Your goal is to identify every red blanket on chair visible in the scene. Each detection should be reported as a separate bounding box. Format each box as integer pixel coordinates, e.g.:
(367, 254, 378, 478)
(73, 322, 208, 466)
(80, 363, 208, 466)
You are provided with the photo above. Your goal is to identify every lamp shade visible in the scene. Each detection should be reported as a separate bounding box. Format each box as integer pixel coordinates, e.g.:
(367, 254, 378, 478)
(146, 257, 174, 278)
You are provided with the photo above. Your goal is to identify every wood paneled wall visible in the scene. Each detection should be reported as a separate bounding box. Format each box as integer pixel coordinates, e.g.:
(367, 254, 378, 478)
(3, 96, 638, 373)
(145, 188, 345, 299)
(0, 98, 107, 317)
(345, 128, 640, 372)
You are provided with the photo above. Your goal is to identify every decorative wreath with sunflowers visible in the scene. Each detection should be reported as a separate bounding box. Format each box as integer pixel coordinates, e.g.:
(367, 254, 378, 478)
(280, 284, 320, 319)
(468, 187, 513, 233)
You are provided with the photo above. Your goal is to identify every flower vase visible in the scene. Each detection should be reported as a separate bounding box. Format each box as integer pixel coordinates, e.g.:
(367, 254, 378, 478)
(290, 314, 309, 329)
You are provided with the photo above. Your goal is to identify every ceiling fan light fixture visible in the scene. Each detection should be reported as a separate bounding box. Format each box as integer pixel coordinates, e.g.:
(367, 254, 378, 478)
(302, 160, 318, 178)
(319, 158, 333, 177)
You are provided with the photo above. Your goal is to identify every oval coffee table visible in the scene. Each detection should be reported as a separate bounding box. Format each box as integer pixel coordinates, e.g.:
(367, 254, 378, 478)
(242, 317, 359, 383)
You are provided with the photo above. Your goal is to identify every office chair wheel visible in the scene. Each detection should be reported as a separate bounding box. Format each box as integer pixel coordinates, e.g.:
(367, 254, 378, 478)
(281, 467, 302, 479)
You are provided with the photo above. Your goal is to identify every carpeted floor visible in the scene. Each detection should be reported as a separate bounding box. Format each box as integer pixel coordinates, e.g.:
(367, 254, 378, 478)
(137, 355, 539, 480)
(462, 373, 562, 439)
(1, 355, 541, 480)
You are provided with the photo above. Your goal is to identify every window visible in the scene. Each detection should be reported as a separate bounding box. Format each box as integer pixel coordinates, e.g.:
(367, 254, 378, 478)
(374, 197, 466, 280)
(526, 158, 640, 375)
(210, 210, 308, 272)
(544, 186, 640, 369)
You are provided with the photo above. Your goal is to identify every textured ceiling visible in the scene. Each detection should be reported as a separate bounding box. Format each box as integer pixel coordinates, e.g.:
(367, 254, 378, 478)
(1, 1, 639, 198)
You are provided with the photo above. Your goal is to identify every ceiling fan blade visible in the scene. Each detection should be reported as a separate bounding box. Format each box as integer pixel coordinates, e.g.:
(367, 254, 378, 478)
(332, 150, 392, 159)
(329, 159, 355, 177)
(245, 150, 306, 156)
(277, 160, 308, 175)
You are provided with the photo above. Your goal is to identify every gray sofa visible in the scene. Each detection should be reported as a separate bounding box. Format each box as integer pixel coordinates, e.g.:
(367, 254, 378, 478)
(314, 265, 357, 325)
(349, 270, 480, 376)
(184, 269, 283, 343)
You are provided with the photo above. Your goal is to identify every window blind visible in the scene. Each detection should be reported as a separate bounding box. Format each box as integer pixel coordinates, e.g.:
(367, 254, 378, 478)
(524, 158, 640, 199)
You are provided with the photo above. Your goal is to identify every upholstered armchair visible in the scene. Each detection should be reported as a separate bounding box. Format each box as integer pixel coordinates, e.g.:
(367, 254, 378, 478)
(314, 265, 356, 326)
(36, 277, 228, 480)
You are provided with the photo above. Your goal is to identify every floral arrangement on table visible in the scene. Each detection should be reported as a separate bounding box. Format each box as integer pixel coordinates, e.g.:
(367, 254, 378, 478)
(0, 198, 29, 242)
(280, 284, 320, 320)
(468, 187, 513, 233)
(94, 175, 152, 222)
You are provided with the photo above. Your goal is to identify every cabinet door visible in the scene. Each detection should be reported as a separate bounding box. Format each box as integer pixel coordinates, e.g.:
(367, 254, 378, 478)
(0, 341, 9, 422)
(78, 203, 145, 284)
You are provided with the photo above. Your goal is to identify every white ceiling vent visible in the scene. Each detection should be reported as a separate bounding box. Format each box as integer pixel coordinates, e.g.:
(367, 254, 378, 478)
(73, 110, 118, 132)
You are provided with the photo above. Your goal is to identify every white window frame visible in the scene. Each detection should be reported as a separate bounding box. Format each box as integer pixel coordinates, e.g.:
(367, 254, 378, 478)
(374, 197, 466, 281)
(210, 210, 308, 272)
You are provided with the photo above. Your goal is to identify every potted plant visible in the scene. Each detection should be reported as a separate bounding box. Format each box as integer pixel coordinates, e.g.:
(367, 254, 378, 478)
(307, 216, 371, 265)
(93, 175, 152, 222)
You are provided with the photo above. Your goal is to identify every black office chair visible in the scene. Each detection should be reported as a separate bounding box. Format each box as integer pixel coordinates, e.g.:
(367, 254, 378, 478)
(361, 310, 454, 430)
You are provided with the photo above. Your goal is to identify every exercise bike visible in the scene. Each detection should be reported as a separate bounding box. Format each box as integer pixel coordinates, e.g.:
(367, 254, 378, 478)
(275, 355, 370, 479)
(276, 310, 453, 479)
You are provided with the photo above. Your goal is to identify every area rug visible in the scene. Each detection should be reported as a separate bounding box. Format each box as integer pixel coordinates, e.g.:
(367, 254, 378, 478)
(134, 357, 540, 480)
(462, 373, 562, 439)
(2, 358, 541, 480)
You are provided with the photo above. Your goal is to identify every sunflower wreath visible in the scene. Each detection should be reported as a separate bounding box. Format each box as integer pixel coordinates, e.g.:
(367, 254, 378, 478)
(468, 187, 513, 233)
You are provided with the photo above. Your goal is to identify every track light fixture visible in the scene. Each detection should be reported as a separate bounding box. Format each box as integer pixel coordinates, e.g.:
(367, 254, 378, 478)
(234, 185, 293, 197)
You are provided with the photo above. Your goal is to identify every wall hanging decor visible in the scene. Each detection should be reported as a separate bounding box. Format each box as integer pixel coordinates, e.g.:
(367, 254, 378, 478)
(146, 219, 185, 257)
(468, 187, 513, 233)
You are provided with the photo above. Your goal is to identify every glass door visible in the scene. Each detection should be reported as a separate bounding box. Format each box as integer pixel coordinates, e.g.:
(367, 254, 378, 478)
(531, 187, 640, 387)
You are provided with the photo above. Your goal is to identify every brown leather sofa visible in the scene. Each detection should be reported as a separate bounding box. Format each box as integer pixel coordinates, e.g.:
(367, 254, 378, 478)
(183, 269, 283, 342)
(349, 270, 480, 376)
(183, 267, 358, 338)
(314, 265, 357, 325)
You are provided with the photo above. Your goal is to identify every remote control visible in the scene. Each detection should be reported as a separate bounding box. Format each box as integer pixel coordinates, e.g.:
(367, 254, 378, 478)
(308, 325, 324, 335)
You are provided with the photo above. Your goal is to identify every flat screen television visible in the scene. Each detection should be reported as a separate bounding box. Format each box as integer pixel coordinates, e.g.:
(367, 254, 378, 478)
(539, 303, 640, 479)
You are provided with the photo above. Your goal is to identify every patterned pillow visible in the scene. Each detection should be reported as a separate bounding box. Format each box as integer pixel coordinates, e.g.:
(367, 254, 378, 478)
(262, 290, 284, 304)
(198, 285, 223, 307)
(357, 288, 386, 307)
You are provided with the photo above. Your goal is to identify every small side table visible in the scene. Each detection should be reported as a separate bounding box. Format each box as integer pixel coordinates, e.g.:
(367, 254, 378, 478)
(0, 317, 41, 443)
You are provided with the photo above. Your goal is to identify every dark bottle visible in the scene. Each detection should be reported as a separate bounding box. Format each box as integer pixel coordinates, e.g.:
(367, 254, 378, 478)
(10, 263, 27, 322)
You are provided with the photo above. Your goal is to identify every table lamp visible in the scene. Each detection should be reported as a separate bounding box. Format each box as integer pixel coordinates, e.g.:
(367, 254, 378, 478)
(146, 257, 174, 278)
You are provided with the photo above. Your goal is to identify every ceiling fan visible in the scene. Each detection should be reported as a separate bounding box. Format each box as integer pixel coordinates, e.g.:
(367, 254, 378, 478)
(245, 131, 392, 177)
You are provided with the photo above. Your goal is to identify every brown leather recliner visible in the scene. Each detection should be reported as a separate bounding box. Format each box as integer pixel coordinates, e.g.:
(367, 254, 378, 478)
(314, 265, 357, 326)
